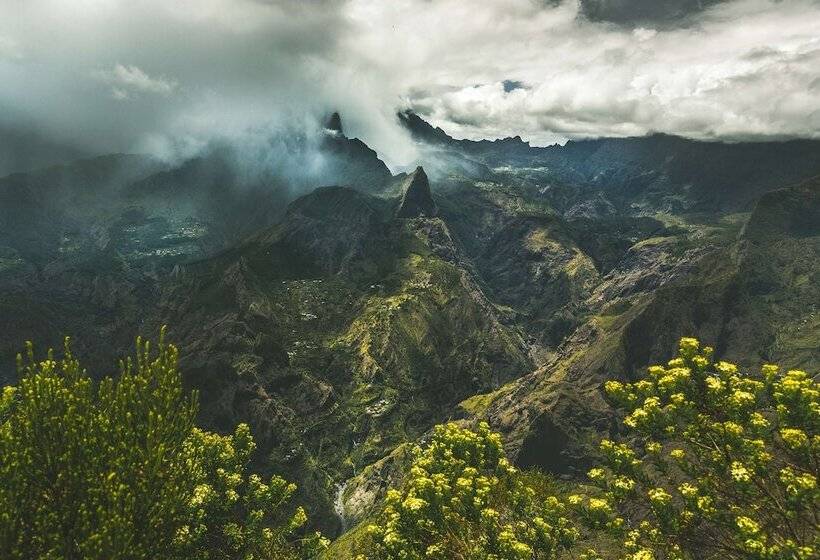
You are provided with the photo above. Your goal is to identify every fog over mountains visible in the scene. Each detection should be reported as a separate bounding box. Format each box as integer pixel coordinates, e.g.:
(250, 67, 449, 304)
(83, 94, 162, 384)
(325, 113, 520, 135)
(1, 0, 819, 550)
(2, 107, 819, 533)
(2, 0, 819, 177)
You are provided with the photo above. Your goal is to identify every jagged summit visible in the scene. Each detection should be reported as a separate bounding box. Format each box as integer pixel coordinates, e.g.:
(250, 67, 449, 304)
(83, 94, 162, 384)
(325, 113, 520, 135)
(398, 110, 531, 149)
(325, 112, 344, 135)
(396, 166, 437, 218)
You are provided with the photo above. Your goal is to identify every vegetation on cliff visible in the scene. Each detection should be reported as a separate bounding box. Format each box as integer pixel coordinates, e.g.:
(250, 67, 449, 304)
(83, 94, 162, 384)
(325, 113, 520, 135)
(361, 422, 577, 559)
(0, 330, 816, 559)
(584, 338, 818, 560)
(329, 338, 818, 560)
(0, 331, 325, 560)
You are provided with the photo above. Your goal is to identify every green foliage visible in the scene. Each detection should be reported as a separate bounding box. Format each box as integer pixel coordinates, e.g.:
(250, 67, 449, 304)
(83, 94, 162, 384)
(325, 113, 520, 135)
(0, 330, 324, 560)
(579, 338, 818, 560)
(362, 422, 578, 560)
(0, 332, 196, 559)
(179, 424, 328, 560)
(4, 329, 817, 560)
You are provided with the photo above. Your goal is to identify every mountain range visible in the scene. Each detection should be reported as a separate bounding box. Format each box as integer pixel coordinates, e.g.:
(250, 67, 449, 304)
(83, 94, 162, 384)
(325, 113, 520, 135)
(1, 112, 818, 534)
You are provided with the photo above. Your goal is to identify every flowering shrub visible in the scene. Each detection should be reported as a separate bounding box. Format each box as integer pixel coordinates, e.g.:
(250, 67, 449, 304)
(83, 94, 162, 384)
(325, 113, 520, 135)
(583, 338, 818, 560)
(179, 424, 327, 560)
(0, 331, 324, 560)
(362, 422, 578, 559)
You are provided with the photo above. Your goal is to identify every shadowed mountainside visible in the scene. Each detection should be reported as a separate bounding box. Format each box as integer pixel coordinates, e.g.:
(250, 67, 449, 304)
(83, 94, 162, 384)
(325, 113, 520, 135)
(2, 113, 819, 535)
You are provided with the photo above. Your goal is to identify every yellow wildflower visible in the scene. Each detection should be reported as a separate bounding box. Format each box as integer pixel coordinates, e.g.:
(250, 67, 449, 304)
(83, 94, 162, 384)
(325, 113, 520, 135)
(736, 516, 760, 535)
(730, 461, 751, 483)
(648, 488, 671, 507)
(780, 428, 808, 449)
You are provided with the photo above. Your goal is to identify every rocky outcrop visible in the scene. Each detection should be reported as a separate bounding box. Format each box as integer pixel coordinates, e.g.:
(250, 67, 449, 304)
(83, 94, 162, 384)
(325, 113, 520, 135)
(319, 113, 393, 193)
(325, 112, 344, 135)
(460, 177, 820, 479)
(395, 167, 437, 218)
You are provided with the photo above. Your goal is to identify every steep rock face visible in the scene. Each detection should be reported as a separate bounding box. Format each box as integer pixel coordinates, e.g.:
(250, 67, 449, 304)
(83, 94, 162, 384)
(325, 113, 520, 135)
(260, 186, 393, 276)
(434, 179, 673, 356)
(720, 176, 820, 370)
(325, 112, 344, 135)
(395, 167, 437, 218)
(474, 216, 600, 348)
(463, 250, 736, 475)
(741, 176, 820, 242)
(320, 113, 393, 194)
(460, 177, 820, 478)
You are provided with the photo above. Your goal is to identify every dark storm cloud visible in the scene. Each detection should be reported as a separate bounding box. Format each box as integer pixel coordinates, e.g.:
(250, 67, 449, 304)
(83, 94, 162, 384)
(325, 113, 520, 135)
(0, 119, 91, 176)
(577, 0, 733, 25)
(503, 80, 527, 93)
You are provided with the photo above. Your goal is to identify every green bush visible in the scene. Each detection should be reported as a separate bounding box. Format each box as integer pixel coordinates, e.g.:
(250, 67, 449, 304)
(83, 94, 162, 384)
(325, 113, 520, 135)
(0, 330, 325, 560)
(5, 330, 816, 560)
(577, 338, 818, 560)
(362, 422, 578, 560)
(180, 424, 327, 559)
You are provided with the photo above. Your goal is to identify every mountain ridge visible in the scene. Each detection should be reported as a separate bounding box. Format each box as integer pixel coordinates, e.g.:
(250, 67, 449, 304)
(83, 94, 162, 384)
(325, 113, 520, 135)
(1, 112, 819, 535)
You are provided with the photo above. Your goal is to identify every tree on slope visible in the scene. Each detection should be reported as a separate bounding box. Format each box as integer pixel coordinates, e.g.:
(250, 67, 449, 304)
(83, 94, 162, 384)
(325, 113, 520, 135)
(575, 338, 818, 560)
(0, 329, 325, 560)
(363, 421, 578, 560)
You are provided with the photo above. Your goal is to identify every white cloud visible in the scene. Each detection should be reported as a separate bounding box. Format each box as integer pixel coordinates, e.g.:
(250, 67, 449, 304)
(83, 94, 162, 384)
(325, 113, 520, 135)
(94, 64, 178, 98)
(0, 0, 817, 166)
(347, 0, 820, 144)
(632, 28, 657, 41)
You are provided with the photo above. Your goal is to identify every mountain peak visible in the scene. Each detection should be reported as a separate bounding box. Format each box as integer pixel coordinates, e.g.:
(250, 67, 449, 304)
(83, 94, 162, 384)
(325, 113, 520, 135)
(398, 111, 453, 145)
(396, 166, 437, 218)
(325, 112, 344, 135)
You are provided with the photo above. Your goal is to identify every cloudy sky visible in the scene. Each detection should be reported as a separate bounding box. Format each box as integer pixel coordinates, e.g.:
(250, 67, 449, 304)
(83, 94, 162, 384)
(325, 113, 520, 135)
(0, 0, 818, 171)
